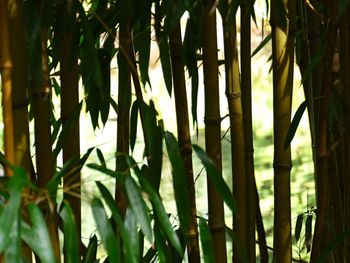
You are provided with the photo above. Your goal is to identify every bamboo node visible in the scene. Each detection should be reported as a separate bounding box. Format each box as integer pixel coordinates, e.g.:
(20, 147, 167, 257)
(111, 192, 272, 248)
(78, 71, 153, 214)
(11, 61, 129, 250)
(13, 99, 29, 109)
(31, 88, 51, 98)
(272, 163, 292, 170)
(209, 223, 226, 232)
(226, 91, 241, 100)
(204, 117, 221, 126)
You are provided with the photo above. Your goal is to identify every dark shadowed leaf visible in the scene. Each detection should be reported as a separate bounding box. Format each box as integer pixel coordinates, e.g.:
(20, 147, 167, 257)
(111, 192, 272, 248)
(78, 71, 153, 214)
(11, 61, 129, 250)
(61, 202, 79, 263)
(199, 217, 215, 263)
(192, 145, 236, 212)
(158, 36, 173, 95)
(284, 101, 307, 149)
(91, 198, 120, 262)
(130, 100, 139, 152)
(154, 220, 170, 263)
(96, 148, 106, 167)
(165, 132, 190, 236)
(305, 214, 313, 246)
(82, 235, 98, 263)
(295, 213, 304, 241)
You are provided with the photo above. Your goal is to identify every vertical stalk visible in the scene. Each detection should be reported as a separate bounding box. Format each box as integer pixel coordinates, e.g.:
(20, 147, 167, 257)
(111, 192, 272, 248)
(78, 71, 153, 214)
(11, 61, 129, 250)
(30, 1, 60, 260)
(115, 22, 132, 215)
(240, 0, 256, 261)
(0, 0, 15, 176)
(270, 0, 295, 261)
(60, 1, 81, 257)
(7, 0, 33, 260)
(201, 1, 227, 261)
(169, 22, 200, 263)
(222, 7, 247, 262)
(310, 3, 338, 261)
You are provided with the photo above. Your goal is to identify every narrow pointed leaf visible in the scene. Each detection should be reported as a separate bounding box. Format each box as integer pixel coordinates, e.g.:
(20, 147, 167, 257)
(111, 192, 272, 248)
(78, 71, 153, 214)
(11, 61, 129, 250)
(125, 176, 153, 242)
(124, 209, 139, 263)
(158, 36, 173, 95)
(96, 148, 106, 167)
(164, 132, 190, 236)
(127, 157, 183, 256)
(305, 214, 313, 243)
(4, 215, 20, 263)
(284, 101, 307, 149)
(91, 198, 120, 262)
(26, 204, 56, 263)
(192, 145, 236, 212)
(61, 202, 79, 263)
(199, 217, 215, 263)
(251, 33, 271, 57)
(82, 235, 98, 263)
(130, 100, 139, 152)
(295, 214, 304, 241)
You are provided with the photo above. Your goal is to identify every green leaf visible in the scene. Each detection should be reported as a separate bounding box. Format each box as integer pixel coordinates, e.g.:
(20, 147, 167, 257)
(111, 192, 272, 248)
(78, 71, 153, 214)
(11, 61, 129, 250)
(96, 182, 136, 263)
(0, 168, 28, 252)
(192, 145, 236, 212)
(124, 209, 139, 263)
(164, 132, 190, 237)
(251, 33, 271, 57)
(82, 235, 98, 263)
(158, 36, 173, 95)
(125, 176, 153, 242)
(96, 148, 106, 167)
(284, 101, 307, 149)
(305, 214, 313, 244)
(25, 204, 56, 263)
(295, 214, 304, 241)
(61, 202, 79, 263)
(339, 0, 349, 15)
(127, 157, 183, 256)
(4, 214, 20, 263)
(130, 100, 139, 152)
(91, 198, 120, 262)
(199, 217, 215, 263)
(154, 220, 170, 263)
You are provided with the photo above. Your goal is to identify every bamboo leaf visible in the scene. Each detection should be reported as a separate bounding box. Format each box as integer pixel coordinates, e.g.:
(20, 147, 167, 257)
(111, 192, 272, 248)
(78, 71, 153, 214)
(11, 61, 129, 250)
(284, 101, 307, 150)
(192, 145, 236, 212)
(251, 33, 271, 57)
(295, 214, 304, 241)
(91, 198, 120, 262)
(199, 217, 215, 263)
(130, 100, 139, 152)
(25, 204, 56, 263)
(154, 222, 169, 263)
(127, 157, 183, 256)
(125, 176, 153, 242)
(82, 235, 98, 263)
(158, 36, 173, 95)
(96, 182, 138, 262)
(339, 0, 349, 15)
(0, 168, 27, 252)
(164, 132, 190, 236)
(61, 202, 79, 263)
(4, 214, 20, 263)
(96, 148, 106, 167)
(124, 209, 139, 263)
(305, 214, 313, 244)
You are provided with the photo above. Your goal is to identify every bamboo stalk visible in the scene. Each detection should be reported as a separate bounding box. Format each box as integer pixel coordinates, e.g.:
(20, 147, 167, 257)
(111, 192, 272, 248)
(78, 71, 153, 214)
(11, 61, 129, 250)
(201, 1, 227, 261)
(221, 6, 247, 261)
(0, 0, 15, 177)
(59, 1, 81, 257)
(7, 0, 33, 260)
(29, 1, 60, 259)
(240, 0, 256, 261)
(169, 22, 200, 263)
(270, 0, 295, 261)
(115, 22, 132, 215)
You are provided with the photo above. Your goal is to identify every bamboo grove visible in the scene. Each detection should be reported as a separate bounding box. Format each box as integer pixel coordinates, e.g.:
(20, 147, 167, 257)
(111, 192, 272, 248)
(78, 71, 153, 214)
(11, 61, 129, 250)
(0, 0, 350, 262)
